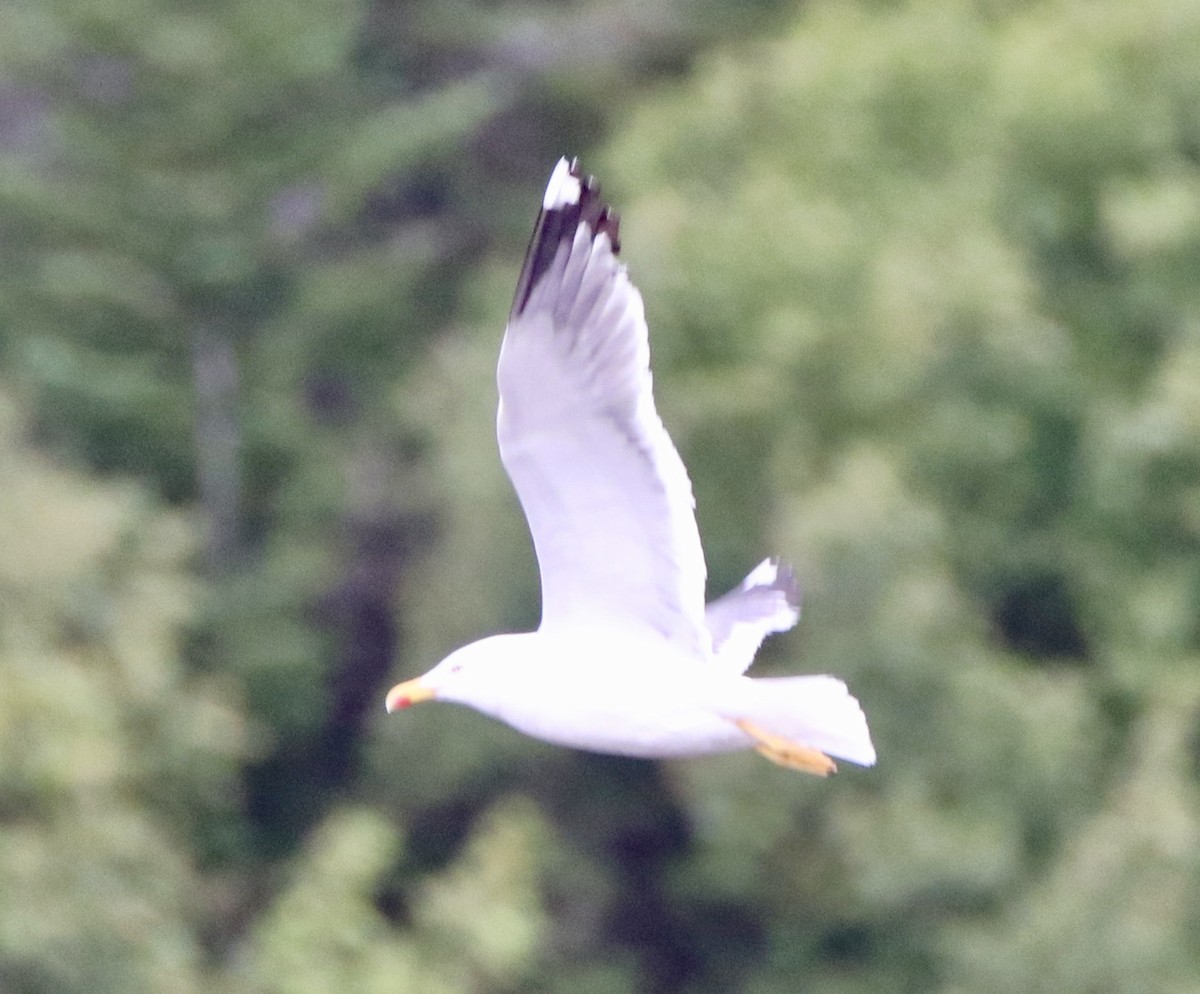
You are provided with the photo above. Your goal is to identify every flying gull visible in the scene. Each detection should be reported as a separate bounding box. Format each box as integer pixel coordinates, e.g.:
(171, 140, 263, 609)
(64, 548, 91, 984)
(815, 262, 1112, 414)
(386, 158, 875, 775)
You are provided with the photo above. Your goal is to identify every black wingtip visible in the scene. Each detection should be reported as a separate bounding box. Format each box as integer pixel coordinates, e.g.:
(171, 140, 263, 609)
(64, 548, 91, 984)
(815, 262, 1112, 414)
(511, 158, 622, 319)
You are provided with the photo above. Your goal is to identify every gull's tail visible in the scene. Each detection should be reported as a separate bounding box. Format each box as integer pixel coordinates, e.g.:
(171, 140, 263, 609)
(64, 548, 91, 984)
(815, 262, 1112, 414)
(705, 557, 801, 674)
(725, 674, 877, 767)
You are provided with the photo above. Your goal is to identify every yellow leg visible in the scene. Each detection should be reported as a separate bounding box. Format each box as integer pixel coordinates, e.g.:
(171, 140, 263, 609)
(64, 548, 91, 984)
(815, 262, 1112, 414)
(735, 719, 837, 777)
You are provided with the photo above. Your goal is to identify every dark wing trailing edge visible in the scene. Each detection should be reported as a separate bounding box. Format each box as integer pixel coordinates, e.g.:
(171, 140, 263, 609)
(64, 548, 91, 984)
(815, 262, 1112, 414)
(511, 158, 621, 320)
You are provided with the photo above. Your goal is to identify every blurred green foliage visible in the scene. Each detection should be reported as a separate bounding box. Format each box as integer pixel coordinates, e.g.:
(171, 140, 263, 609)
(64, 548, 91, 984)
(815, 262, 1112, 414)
(2, 0, 1199, 992)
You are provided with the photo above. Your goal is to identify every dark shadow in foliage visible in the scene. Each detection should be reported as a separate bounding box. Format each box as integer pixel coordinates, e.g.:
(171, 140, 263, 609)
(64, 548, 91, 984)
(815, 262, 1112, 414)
(820, 921, 873, 963)
(992, 571, 1089, 663)
(676, 898, 767, 992)
(525, 752, 777, 994)
(818, 913, 942, 992)
(533, 753, 698, 993)
(243, 509, 436, 848)
(373, 794, 486, 927)
(373, 766, 527, 927)
(375, 750, 771, 994)
(195, 507, 437, 960)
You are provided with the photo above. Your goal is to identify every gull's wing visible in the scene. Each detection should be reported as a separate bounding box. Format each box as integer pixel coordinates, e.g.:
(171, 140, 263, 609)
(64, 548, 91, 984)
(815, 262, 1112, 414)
(497, 158, 709, 657)
(704, 558, 802, 674)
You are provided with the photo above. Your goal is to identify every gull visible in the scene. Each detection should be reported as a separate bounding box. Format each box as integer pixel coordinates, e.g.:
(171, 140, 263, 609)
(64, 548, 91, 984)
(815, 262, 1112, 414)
(385, 158, 875, 775)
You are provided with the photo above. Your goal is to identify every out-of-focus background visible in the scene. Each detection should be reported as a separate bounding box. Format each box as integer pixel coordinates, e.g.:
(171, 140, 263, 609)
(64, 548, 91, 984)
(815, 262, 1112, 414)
(3, 0, 1199, 991)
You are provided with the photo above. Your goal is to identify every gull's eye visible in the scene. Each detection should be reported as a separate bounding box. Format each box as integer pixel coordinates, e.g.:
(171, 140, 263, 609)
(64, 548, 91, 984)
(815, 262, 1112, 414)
(449, 663, 463, 674)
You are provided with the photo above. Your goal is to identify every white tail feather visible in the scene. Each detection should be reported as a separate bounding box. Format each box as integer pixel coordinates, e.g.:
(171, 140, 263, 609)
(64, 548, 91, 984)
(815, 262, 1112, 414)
(724, 675, 876, 767)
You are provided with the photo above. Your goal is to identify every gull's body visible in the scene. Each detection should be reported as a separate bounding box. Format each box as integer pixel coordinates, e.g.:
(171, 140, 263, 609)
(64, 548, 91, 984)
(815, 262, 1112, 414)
(386, 159, 875, 774)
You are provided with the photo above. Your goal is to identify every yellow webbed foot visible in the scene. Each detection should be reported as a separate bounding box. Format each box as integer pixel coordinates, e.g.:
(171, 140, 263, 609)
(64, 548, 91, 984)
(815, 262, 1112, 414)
(735, 719, 837, 777)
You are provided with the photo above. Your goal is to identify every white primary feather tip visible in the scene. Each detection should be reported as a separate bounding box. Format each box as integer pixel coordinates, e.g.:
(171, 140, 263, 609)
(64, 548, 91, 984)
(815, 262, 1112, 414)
(741, 557, 782, 590)
(542, 156, 582, 209)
